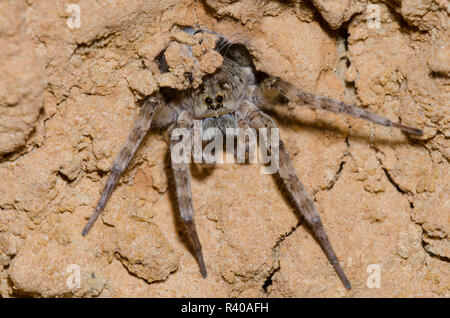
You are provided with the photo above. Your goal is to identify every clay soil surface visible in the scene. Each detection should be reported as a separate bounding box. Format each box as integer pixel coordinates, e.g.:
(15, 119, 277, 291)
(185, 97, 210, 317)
(0, 0, 448, 297)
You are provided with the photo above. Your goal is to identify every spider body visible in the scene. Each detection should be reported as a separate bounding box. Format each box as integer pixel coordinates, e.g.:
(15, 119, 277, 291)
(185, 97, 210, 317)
(81, 27, 423, 290)
(185, 57, 254, 118)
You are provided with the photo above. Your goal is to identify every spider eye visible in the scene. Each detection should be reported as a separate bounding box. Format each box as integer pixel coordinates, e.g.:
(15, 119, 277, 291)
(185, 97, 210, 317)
(204, 97, 212, 105)
(218, 80, 229, 90)
(216, 95, 223, 103)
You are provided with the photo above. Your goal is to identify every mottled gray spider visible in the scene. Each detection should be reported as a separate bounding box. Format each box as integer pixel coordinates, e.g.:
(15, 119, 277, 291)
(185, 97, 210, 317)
(82, 26, 423, 290)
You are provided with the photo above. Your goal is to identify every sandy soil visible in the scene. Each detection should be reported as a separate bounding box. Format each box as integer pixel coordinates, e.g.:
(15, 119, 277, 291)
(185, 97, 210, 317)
(0, 0, 448, 297)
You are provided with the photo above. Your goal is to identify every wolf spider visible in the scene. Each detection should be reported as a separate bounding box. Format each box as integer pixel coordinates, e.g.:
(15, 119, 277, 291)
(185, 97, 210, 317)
(82, 27, 423, 290)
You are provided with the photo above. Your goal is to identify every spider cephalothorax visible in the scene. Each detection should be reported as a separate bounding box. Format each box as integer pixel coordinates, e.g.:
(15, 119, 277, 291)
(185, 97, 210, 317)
(81, 26, 423, 290)
(186, 57, 254, 119)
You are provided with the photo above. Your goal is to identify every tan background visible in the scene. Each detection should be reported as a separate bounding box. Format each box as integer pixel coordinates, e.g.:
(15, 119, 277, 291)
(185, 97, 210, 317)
(0, 0, 448, 297)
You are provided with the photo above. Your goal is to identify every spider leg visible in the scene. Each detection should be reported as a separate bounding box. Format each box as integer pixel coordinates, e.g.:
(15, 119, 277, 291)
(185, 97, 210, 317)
(256, 76, 423, 136)
(236, 112, 250, 161)
(82, 96, 162, 236)
(235, 111, 257, 163)
(239, 100, 352, 290)
(168, 112, 207, 278)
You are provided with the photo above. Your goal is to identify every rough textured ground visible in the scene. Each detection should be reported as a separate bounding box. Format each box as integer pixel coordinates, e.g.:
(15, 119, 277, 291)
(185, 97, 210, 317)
(0, 0, 448, 297)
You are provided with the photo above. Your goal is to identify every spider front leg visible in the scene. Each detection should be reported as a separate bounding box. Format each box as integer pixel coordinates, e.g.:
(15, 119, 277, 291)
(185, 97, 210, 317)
(167, 112, 207, 278)
(82, 96, 162, 236)
(239, 100, 352, 290)
(256, 76, 423, 136)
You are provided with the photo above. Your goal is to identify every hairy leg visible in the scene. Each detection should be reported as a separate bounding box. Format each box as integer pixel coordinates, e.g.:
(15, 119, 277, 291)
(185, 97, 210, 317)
(239, 100, 352, 289)
(235, 111, 253, 162)
(168, 111, 207, 277)
(255, 76, 423, 136)
(82, 96, 162, 236)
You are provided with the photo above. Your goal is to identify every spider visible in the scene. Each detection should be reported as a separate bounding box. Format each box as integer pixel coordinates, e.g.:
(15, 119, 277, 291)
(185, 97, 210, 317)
(81, 26, 423, 290)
